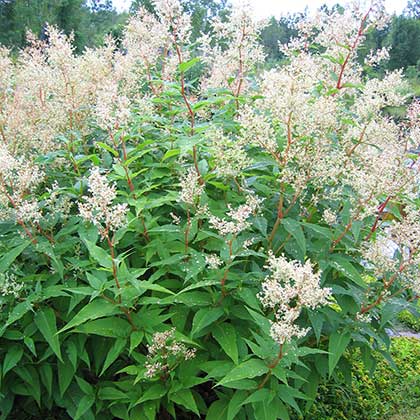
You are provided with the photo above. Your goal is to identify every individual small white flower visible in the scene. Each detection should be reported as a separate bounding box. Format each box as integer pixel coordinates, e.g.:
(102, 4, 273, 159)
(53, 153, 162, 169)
(170, 212, 181, 225)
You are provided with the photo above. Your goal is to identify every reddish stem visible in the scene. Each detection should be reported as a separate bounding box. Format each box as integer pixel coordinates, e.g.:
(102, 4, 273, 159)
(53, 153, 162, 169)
(336, 8, 372, 90)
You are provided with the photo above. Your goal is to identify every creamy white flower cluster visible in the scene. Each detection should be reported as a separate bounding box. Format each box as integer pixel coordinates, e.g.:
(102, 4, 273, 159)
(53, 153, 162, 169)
(0, 272, 24, 299)
(78, 167, 128, 235)
(209, 195, 262, 237)
(242, 1, 418, 220)
(205, 254, 223, 270)
(0, 145, 43, 224)
(207, 128, 251, 178)
(179, 167, 204, 206)
(144, 328, 196, 378)
(362, 205, 420, 295)
(258, 253, 331, 345)
(199, 4, 266, 92)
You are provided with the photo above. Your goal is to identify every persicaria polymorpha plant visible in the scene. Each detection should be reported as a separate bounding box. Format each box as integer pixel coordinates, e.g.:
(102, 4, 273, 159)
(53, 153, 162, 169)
(0, 0, 419, 418)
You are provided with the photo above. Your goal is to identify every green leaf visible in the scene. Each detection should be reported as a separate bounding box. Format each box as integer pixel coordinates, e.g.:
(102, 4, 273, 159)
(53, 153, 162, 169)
(82, 238, 113, 269)
(15, 366, 41, 406)
(329, 256, 367, 289)
(136, 383, 167, 405)
(207, 400, 228, 420)
(217, 359, 269, 386)
(98, 387, 128, 400)
(130, 330, 144, 354)
(1, 301, 33, 334)
(162, 148, 181, 161)
(133, 281, 175, 295)
(24, 336, 36, 356)
(58, 355, 76, 396)
(0, 241, 31, 272)
(95, 141, 119, 157)
(242, 388, 272, 405)
(74, 317, 131, 338)
(253, 217, 268, 236)
(191, 307, 224, 337)
(170, 389, 199, 415)
(58, 299, 118, 333)
(100, 338, 126, 375)
(76, 376, 94, 396)
(227, 390, 247, 420)
(178, 57, 200, 73)
(302, 223, 332, 239)
(34, 307, 63, 361)
(282, 218, 306, 257)
(328, 331, 351, 376)
(212, 323, 238, 364)
(40, 364, 53, 397)
(74, 395, 94, 420)
(3, 344, 23, 377)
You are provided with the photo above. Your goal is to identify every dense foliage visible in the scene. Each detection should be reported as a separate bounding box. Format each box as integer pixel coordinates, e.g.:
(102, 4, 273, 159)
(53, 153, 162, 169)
(308, 337, 420, 420)
(0, 0, 419, 419)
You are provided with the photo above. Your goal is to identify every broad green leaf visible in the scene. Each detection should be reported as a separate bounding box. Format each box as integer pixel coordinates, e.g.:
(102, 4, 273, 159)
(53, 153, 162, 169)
(58, 355, 76, 396)
(0, 241, 31, 272)
(212, 323, 238, 364)
(58, 299, 118, 333)
(100, 338, 126, 375)
(98, 387, 128, 400)
(191, 307, 224, 337)
(282, 218, 306, 257)
(82, 238, 113, 269)
(74, 317, 131, 338)
(302, 223, 332, 239)
(253, 217, 268, 236)
(130, 330, 144, 354)
(227, 390, 247, 420)
(24, 336, 36, 356)
(329, 256, 367, 289)
(170, 389, 199, 415)
(40, 364, 53, 397)
(133, 281, 175, 295)
(3, 345, 23, 377)
(207, 400, 228, 420)
(76, 376, 94, 396)
(328, 331, 351, 376)
(176, 279, 220, 295)
(95, 141, 118, 157)
(242, 388, 272, 405)
(162, 149, 181, 161)
(34, 307, 63, 361)
(136, 383, 167, 405)
(178, 57, 200, 73)
(217, 359, 269, 386)
(3, 300, 33, 332)
(74, 395, 95, 420)
(15, 366, 41, 406)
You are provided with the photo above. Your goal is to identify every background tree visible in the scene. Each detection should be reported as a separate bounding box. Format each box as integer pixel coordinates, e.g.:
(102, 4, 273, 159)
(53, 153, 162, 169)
(0, 0, 126, 51)
(387, 15, 420, 70)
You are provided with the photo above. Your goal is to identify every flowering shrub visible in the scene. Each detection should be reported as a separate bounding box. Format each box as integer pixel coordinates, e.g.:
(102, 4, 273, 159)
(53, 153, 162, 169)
(0, 1, 419, 419)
